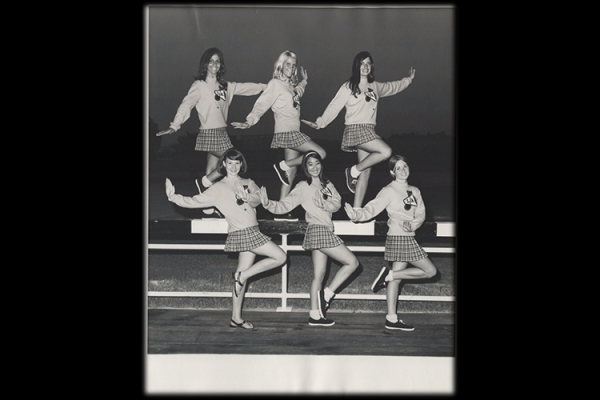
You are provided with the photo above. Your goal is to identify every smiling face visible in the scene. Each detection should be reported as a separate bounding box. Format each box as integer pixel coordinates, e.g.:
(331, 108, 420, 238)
(359, 57, 372, 78)
(391, 159, 410, 180)
(206, 54, 221, 78)
(223, 157, 242, 177)
(304, 156, 322, 178)
(282, 56, 297, 79)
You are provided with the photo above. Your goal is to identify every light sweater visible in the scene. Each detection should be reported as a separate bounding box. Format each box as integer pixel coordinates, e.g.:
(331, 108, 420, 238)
(169, 78, 266, 131)
(315, 78, 412, 129)
(245, 78, 307, 133)
(167, 176, 262, 233)
(263, 180, 341, 231)
(351, 179, 425, 236)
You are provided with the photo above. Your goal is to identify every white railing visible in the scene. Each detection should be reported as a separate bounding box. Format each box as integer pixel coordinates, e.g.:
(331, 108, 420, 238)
(148, 220, 455, 311)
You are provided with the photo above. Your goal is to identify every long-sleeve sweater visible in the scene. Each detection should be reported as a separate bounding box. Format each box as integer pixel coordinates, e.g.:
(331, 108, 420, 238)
(167, 176, 262, 233)
(352, 180, 425, 236)
(263, 180, 341, 231)
(315, 78, 412, 129)
(245, 78, 307, 133)
(169, 78, 266, 131)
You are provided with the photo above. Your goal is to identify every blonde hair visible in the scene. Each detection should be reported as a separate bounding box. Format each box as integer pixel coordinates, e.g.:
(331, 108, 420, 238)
(273, 50, 299, 86)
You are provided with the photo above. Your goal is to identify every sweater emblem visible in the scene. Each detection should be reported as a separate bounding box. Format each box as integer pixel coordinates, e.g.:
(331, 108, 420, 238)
(364, 88, 377, 103)
(403, 190, 418, 210)
(292, 89, 300, 109)
(214, 88, 227, 102)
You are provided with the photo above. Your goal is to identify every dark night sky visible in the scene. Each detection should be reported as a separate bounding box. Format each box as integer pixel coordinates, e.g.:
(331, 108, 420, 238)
(147, 5, 454, 148)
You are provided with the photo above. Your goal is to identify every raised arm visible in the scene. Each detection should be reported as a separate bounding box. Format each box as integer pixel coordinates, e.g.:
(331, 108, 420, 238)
(376, 68, 415, 98)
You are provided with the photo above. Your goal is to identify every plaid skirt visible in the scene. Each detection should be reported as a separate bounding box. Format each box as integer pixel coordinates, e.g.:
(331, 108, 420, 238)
(271, 131, 312, 149)
(341, 124, 382, 152)
(195, 127, 234, 152)
(224, 225, 271, 252)
(384, 235, 428, 262)
(302, 224, 344, 250)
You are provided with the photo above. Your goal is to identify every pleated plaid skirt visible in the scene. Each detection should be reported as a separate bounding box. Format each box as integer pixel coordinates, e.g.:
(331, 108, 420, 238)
(195, 127, 234, 152)
(224, 225, 271, 252)
(341, 124, 382, 152)
(302, 224, 344, 250)
(271, 130, 312, 149)
(384, 235, 428, 262)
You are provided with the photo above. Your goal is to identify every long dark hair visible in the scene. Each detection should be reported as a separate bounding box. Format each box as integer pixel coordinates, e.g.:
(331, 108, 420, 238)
(347, 51, 374, 96)
(194, 47, 228, 89)
(302, 151, 330, 188)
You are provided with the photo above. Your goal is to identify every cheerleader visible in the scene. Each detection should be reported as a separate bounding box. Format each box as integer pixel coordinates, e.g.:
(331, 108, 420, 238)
(260, 151, 359, 326)
(302, 51, 415, 209)
(158, 47, 266, 218)
(232, 50, 326, 214)
(344, 155, 437, 331)
(165, 148, 287, 329)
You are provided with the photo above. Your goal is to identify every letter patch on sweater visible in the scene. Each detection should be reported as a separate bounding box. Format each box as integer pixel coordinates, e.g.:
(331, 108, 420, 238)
(365, 88, 377, 103)
(403, 190, 417, 210)
(292, 89, 300, 109)
(214, 89, 227, 102)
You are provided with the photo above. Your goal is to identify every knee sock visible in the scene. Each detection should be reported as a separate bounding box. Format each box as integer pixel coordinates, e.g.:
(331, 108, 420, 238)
(279, 160, 291, 171)
(324, 287, 335, 302)
(309, 310, 321, 320)
(350, 165, 361, 178)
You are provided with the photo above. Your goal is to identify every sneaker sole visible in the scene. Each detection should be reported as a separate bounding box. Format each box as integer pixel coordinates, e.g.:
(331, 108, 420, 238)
(385, 325, 415, 331)
(309, 321, 335, 326)
(371, 267, 388, 292)
(345, 168, 356, 193)
(273, 164, 290, 186)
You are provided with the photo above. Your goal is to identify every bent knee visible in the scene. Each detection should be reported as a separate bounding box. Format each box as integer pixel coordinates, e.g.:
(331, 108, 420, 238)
(318, 148, 327, 160)
(275, 251, 287, 266)
(381, 146, 393, 159)
(425, 266, 437, 279)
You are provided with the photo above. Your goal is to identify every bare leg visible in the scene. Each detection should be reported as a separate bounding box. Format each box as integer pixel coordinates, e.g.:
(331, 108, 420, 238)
(311, 250, 329, 311)
(231, 251, 256, 323)
(317, 244, 359, 293)
(205, 150, 225, 183)
(353, 148, 371, 208)
(231, 241, 287, 326)
(386, 262, 407, 317)
(280, 148, 300, 199)
(237, 241, 287, 284)
(386, 258, 438, 316)
(390, 257, 437, 281)
(352, 139, 392, 207)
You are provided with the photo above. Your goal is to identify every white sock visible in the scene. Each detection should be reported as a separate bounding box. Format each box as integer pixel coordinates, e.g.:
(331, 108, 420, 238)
(279, 160, 291, 172)
(309, 310, 321, 320)
(350, 165, 361, 178)
(201, 175, 212, 188)
(385, 270, 394, 282)
(324, 287, 335, 301)
(386, 314, 398, 323)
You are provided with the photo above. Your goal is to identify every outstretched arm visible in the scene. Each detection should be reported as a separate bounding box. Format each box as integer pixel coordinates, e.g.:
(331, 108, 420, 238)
(232, 79, 277, 129)
(165, 178, 214, 209)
